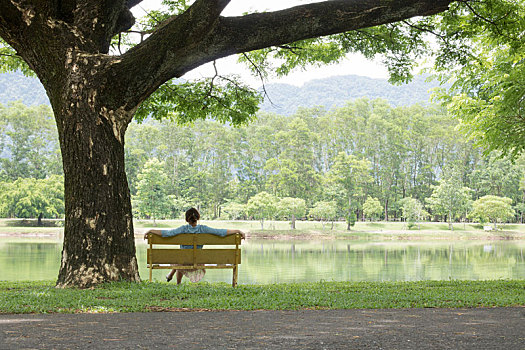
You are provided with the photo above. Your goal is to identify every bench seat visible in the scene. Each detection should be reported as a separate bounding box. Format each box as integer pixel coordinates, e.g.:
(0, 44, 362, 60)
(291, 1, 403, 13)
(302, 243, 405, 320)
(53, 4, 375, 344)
(146, 233, 242, 287)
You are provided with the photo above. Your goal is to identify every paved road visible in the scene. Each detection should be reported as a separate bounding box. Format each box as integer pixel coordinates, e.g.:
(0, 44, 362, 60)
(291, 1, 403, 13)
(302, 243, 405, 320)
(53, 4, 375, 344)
(1, 308, 524, 349)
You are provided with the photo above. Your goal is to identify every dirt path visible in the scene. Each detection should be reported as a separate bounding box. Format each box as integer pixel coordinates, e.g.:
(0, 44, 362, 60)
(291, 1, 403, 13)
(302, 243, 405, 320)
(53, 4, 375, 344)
(1, 307, 524, 349)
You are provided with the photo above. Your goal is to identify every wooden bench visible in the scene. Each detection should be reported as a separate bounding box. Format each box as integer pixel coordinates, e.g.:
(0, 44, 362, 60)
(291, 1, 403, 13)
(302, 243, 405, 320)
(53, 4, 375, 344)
(146, 233, 242, 287)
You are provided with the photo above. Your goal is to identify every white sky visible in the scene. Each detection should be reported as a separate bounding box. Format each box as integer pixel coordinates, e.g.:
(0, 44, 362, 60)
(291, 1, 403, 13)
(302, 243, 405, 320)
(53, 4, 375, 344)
(131, 0, 389, 87)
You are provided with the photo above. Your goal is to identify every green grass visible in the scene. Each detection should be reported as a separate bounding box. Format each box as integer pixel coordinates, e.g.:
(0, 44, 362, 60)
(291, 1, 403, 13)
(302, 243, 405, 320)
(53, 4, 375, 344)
(1, 280, 524, 314)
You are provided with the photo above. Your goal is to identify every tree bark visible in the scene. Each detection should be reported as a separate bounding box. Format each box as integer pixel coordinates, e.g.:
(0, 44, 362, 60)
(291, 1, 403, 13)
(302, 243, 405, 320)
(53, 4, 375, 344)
(54, 92, 139, 287)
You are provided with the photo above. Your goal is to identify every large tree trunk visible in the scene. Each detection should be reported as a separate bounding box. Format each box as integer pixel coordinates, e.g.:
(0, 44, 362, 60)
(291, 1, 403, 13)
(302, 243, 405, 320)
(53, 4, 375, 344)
(55, 97, 139, 288)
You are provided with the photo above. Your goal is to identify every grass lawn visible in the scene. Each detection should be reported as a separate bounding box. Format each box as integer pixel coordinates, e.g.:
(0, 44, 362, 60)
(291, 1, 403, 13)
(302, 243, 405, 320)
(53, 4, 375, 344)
(1, 280, 524, 314)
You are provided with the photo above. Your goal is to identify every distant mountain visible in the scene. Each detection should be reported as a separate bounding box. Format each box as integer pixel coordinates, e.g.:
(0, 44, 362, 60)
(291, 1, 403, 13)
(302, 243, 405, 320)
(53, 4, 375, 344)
(0, 71, 438, 115)
(0, 71, 50, 106)
(258, 75, 438, 115)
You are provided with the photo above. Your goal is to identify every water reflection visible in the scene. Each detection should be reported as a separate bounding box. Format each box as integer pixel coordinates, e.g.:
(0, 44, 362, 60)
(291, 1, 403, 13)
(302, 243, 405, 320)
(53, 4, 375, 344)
(1, 238, 524, 284)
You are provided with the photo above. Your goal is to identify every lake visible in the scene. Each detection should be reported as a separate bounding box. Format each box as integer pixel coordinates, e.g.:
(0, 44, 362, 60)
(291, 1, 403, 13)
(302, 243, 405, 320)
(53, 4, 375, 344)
(1, 237, 524, 284)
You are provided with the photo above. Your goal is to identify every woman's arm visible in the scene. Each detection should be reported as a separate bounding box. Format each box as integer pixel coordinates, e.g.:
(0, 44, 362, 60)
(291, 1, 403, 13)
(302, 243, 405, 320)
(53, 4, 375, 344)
(143, 229, 162, 240)
(226, 229, 245, 239)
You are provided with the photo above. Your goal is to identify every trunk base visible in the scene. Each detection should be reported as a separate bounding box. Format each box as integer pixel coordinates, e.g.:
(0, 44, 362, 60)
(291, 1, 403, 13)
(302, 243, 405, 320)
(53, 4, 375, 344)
(56, 256, 140, 288)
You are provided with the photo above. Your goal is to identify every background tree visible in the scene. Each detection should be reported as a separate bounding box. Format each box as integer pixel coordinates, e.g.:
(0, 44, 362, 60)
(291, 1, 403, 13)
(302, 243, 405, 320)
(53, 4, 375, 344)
(0, 176, 64, 223)
(325, 152, 373, 229)
(470, 195, 515, 230)
(267, 118, 319, 200)
(514, 203, 525, 224)
(134, 158, 170, 225)
(246, 191, 278, 230)
(362, 196, 382, 221)
(0, 102, 61, 180)
(469, 154, 522, 202)
(427, 169, 471, 230)
(309, 201, 337, 229)
(221, 201, 246, 220)
(399, 197, 428, 230)
(277, 197, 306, 230)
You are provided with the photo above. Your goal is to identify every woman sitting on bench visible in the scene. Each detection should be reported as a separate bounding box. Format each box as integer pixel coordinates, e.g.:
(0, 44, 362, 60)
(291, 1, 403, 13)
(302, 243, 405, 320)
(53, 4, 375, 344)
(144, 207, 245, 284)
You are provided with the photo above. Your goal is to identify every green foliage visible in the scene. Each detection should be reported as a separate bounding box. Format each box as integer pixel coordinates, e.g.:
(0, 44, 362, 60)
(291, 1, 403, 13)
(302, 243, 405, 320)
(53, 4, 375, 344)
(324, 152, 372, 217)
(246, 191, 279, 229)
(470, 195, 515, 229)
(429, 0, 525, 157)
(0, 175, 64, 219)
(135, 77, 262, 127)
(0, 102, 62, 180)
(399, 197, 428, 230)
(362, 197, 382, 221)
(2, 0, 525, 159)
(1, 280, 524, 313)
(277, 197, 306, 229)
(133, 158, 171, 222)
(263, 123, 319, 199)
(2, 96, 525, 223)
(427, 169, 472, 230)
(239, 0, 525, 157)
(277, 197, 306, 219)
(470, 152, 523, 202)
(0, 39, 34, 76)
(221, 202, 246, 220)
(120, 99, 525, 222)
(309, 201, 337, 228)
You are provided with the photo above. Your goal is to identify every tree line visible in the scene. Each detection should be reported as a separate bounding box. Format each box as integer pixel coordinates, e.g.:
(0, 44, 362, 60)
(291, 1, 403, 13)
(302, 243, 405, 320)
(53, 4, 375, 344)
(2, 99, 523, 229)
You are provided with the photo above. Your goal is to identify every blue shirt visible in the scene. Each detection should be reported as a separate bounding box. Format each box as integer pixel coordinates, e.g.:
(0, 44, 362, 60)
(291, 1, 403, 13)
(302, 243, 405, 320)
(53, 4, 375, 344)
(161, 224, 228, 249)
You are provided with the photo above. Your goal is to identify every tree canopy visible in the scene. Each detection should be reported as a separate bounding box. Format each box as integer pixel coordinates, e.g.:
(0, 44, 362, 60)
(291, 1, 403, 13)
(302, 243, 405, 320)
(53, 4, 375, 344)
(470, 195, 515, 229)
(432, 0, 525, 157)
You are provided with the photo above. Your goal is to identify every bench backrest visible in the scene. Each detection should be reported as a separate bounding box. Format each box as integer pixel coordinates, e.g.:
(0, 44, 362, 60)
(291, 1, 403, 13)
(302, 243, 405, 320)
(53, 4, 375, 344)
(147, 233, 242, 266)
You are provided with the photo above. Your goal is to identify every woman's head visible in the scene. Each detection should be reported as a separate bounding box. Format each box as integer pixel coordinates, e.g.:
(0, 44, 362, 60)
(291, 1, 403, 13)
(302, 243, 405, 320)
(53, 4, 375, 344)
(185, 208, 200, 226)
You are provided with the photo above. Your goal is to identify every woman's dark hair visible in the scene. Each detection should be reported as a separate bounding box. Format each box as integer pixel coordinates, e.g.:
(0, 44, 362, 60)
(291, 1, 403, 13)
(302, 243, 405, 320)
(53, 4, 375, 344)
(185, 208, 200, 225)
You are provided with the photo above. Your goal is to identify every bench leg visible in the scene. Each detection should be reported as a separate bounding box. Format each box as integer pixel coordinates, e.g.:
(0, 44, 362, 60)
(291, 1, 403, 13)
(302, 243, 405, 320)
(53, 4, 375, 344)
(232, 265, 238, 287)
(149, 266, 152, 282)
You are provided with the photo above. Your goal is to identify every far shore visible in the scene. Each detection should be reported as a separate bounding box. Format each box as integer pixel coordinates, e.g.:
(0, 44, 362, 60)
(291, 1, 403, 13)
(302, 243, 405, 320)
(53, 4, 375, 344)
(1, 218, 524, 241)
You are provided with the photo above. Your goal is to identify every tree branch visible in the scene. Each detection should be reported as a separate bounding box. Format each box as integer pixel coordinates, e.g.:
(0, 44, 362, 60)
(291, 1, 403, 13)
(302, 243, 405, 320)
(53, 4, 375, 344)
(242, 52, 274, 106)
(0, 52, 18, 57)
(113, 0, 453, 110)
(71, 0, 136, 53)
(0, 0, 31, 44)
(127, 0, 143, 9)
(215, 0, 453, 57)
(111, 0, 232, 105)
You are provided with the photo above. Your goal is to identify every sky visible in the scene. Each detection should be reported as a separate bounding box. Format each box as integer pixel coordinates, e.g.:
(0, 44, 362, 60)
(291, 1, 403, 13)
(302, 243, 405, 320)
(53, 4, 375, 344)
(130, 0, 390, 87)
